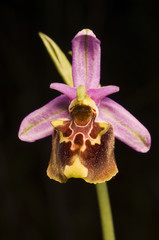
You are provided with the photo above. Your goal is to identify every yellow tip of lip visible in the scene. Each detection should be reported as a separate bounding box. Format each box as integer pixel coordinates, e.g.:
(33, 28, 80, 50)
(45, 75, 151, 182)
(64, 155, 88, 179)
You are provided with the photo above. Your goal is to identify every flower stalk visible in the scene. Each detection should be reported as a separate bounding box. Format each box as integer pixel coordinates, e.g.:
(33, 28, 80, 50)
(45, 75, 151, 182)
(96, 183, 115, 240)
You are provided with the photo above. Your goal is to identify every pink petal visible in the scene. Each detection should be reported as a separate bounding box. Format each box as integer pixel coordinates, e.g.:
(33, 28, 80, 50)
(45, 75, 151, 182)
(87, 85, 119, 103)
(72, 29, 101, 89)
(18, 95, 70, 142)
(50, 83, 76, 100)
(98, 97, 151, 152)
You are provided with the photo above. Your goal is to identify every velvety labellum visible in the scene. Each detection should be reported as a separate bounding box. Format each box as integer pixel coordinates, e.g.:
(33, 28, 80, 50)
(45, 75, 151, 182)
(47, 105, 118, 183)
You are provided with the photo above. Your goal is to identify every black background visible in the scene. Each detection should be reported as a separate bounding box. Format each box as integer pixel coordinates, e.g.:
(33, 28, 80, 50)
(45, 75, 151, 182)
(1, 0, 159, 239)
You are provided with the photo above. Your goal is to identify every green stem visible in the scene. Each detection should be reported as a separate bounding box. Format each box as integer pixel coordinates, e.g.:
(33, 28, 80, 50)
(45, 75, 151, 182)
(96, 182, 115, 240)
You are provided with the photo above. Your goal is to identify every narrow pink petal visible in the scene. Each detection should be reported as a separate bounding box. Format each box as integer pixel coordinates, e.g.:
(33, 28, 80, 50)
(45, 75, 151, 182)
(87, 85, 119, 103)
(72, 29, 101, 89)
(50, 83, 76, 100)
(18, 95, 70, 142)
(98, 97, 151, 152)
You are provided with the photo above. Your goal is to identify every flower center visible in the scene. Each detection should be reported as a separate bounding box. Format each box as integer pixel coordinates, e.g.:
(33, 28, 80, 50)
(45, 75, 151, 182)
(69, 85, 98, 126)
(71, 104, 94, 126)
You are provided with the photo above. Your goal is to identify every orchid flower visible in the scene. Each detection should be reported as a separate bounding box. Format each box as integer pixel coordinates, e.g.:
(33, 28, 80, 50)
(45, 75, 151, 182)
(18, 29, 151, 184)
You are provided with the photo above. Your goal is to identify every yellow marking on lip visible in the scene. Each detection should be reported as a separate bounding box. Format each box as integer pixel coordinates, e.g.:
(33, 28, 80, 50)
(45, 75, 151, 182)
(51, 119, 65, 128)
(93, 122, 109, 145)
(64, 155, 88, 179)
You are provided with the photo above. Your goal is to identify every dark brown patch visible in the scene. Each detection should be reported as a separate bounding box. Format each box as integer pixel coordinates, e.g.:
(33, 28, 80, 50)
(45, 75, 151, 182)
(74, 134, 83, 146)
(63, 128, 72, 137)
(80, 124, 118, 182)
(90, 122, 104, 139)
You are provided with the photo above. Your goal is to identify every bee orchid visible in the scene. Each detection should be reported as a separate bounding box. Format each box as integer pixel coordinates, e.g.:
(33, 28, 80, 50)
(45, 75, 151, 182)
(18, 29, 151, 183)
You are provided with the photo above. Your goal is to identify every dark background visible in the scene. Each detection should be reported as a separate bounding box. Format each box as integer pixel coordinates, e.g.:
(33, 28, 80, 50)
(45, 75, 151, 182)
(1, 0, 158, 239)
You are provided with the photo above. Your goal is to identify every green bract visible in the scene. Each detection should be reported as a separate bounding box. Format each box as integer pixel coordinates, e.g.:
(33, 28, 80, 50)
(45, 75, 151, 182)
(39, 32, 73, 87)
